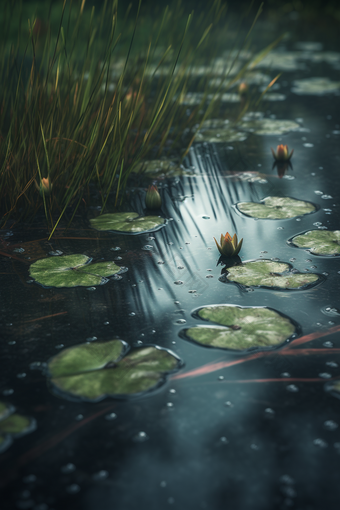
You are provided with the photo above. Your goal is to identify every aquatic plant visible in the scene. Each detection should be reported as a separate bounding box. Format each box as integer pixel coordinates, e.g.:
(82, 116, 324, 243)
(214, 232, 243, 257)
(271, 144, 294, 161)
(145, 185, 162, 210)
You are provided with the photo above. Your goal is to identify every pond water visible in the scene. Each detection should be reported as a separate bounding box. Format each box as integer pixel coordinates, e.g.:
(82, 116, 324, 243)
(2, 7, 340, 510)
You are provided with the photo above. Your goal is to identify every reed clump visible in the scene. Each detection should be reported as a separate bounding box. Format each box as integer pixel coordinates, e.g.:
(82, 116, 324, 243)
(0, 0, 275, 237)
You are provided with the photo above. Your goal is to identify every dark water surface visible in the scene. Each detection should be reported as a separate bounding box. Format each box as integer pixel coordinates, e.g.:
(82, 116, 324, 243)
(2, 20, 340, 510)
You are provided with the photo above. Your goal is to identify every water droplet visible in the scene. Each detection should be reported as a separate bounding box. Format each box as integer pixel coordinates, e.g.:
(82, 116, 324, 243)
(55, 344, 64, 349)
(277, 227, 284, 230)
(250, 443, 260, 450)
(166, 402, 174, 409)
(303, 143, 314, 147)
(13, 247, 25, 253)
(129, 312, 136, 317)
(147, 237, 155, 241)
(29, 362, 42, 370)
(174, 301, 180, 305)
(17, 373, 26, 379)
(169, 388, 176, 394)
(66, 484, 80, 494)
(323, 341, 334, 348)
(157, 260, 165, 264)
(326, 361, 338, 368)
(314, 191, 323, 195)
(319, 372, 332, 379)
(110, 247, 121, 251)
(75, 414, 84, 421)
(175, 319, 186, 324)
(281, 372, 291, 378)
(313, 438, 328, 448)
(104, 321, 110, 325)
(218, 375, 225, 381)
(322, 195, 333, 200)
(3, 389, 14, 396)
(87, 287, 96, 291)
(264, 408, 275, 418)
(61, 463, 76, 474)
(224, 401, 233, 407)
(93, 470, 108, 480)
(133, 431, 149, 442)
(23, 475, 37, 483)
(177, 266, 184, 270)
(8, 341, 16, 345)
(86, 336, 97, 342)
(206, 275, 214, 278)
(202, 215, 210, 219)
(49, 250, 63, 256)
(174, 280, 183, 285)
(286, 384, 298, 392)
(188, 290, 197, 293)
(160, 481, 167, 488)
(324, 420, 338, 431)
(142, 245, 153, 251)
(105, 412, 117, 421)
(220, 436, 229, 444)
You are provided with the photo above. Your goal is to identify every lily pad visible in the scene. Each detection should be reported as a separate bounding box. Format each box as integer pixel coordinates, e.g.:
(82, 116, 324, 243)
(236, 196, 316, 219)
(291, 77, 340, 96)
(291, 230, 340, 256)
(29, 254, 122, 288)
(238, 114, 301, 136)
(90, 212, 165, 233)
(0, 400, 36, 453)
(222, 259, 321, 290)
(47, 340, 182, 401)
(181, 305, 297, 351)
(195, 119, 248, 143)
(132, 159, 189, 177)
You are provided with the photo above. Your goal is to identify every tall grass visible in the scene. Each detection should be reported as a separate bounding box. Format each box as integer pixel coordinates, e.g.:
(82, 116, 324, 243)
(0, 0, 275, 238)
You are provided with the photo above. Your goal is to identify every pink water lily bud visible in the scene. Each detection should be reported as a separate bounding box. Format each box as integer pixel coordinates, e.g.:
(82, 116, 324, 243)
(271, 144, 294, 161)
(145, 185, 161, 210)
(213, 232, 243, 257)
(238, 82, 248, 97)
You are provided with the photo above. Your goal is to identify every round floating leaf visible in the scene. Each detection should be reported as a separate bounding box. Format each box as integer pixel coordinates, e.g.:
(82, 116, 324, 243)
(182, 305, 296, 351)
(90, 212, 165, 233)
(223, 259, 321, 289)
(236, 196, 316, 219)
(195, 119, 248, 143)
(292, 77, 340, 95)
(47, 340, 182, 401)
(291, 230, 340, 256)
(238, 115, 301, 135)
(132, 159, 189, 177)
(0, 401, 13, 421)
(0, 414, 32, 436)
(29, 254, 122, 288)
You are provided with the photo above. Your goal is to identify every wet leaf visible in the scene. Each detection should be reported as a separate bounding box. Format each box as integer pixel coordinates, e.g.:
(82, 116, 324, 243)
(223, 259, 321, 289)
(90, 212, 165, 233)
(237, 196, 316, 219)
(292, 77, 340, 95)
(238, 113, 301, 135)
(291, 230, 340, 256)
(132, 160, 189, 177)
(182, 305, 296, 351)
(0, 414, 32, 435)
(29, 254, 122, 288)
(47, 340, 182, 401)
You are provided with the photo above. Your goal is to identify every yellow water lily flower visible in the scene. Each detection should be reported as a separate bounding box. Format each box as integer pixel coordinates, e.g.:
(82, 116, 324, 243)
(271, 144, 294, 161)
(145, 185, 162, 210)
(213, 232, 243, 257)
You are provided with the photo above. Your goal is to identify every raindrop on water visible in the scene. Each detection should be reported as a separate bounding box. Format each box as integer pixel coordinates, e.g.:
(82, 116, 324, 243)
(326, 361, 338, 368)
(66, 484, 80, 494)
(133, 431, 149, 442)
(93, 470, 109, 480)
(313, 438, 328, 448)
(286, 384, 299, 393)
(105, 413, 117, 421)
(61, 463, 76, 474)
(323, 341, 334, 348)
(324, 420, 338, 431)
(142, 245, 153, 251)
(318, 372, 332, 379)
(175, 319, 186, 324)
(174, 281, 183, 285)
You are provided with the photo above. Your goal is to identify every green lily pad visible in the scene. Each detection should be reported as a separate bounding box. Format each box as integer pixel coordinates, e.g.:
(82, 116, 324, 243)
(291, 230, 340, 256)
(0, 400, 36, 453)
(90, 212, 165, 233)
(132, 160, 189, 177)
(195, 119, 248, 143)
(292, 77, 340, 95)
(29, 254, 122, 288)
(236, 196, 316, 219)
(47, 340, 182, 401)
(222, 259, 321, 290)
(181, 305, 296, 351)
(238, 113, 301, 135)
